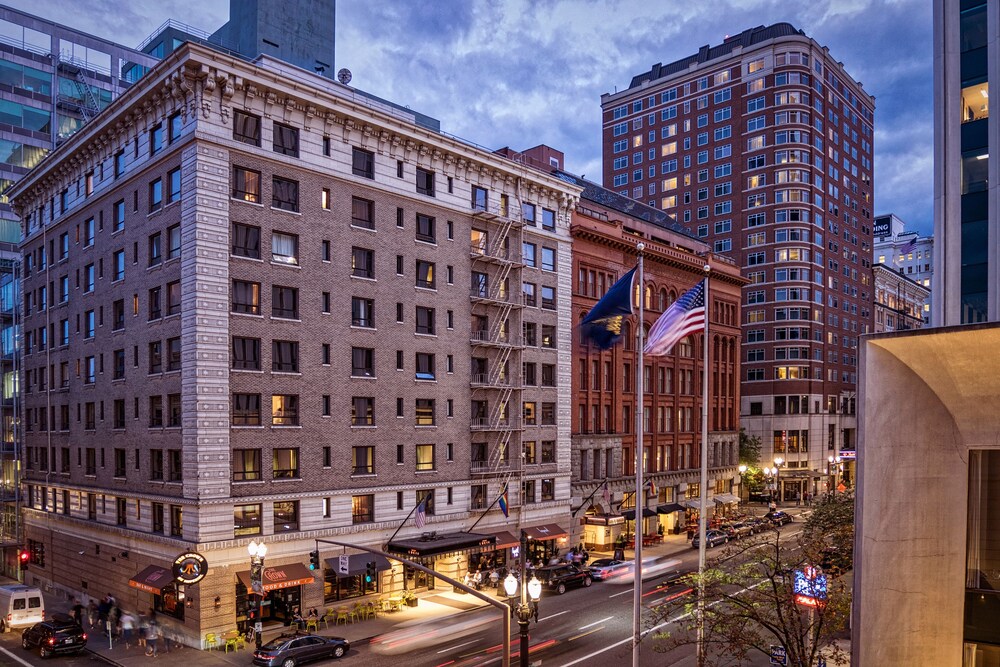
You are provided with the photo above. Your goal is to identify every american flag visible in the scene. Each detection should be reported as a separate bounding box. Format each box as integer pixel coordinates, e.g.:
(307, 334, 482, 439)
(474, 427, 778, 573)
(643, 280, 707, 356)
(414, 498, 428, 528)
(900, 236, 918, 256)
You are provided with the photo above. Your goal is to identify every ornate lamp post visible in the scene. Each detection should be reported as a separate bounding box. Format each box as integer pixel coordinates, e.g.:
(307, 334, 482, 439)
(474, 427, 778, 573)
(828, 455, 842, 495)
(773, 457, 784, 504)
(504, 531, 542, 667)
(247, 539, 268, 649)
(737, 464, 747, 503)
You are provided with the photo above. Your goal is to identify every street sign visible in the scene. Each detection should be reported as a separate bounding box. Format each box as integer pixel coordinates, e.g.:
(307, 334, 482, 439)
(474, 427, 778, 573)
(770, 645, 787, 665)
(338, 554, 350, 575)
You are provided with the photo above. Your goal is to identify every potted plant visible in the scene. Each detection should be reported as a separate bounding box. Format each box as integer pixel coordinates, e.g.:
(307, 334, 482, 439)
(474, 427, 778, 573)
(401, 590, 418, 607)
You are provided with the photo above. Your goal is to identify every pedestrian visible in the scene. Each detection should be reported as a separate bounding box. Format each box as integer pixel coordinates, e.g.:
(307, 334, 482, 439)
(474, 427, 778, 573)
(145, 621, 159, 657)
(530, 599, 539, 624)
(489, 568, 499, 592)
(120, 611, 135, 649)
(97, 599, 111, 634)
(472, 570, 482, 591)
(137, 614, 148, 649)
(88, 600, 98, 628)
(70, 598, 84, 627)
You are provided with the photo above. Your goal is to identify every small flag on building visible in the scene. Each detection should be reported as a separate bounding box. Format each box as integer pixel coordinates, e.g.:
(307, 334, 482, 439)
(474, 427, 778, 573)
(648, 479, 658, 496)
(414, 498, 428, 528)
(579, 266, 637, 350)
(498, 485, 509, 518)
(644, 279, 707, 356)
(602, 482, 611, 506)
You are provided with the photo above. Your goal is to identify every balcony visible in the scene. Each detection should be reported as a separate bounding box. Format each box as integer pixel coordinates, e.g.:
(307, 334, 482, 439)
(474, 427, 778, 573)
(471, 459, 521, 475)
(470, 330, 520, 347)
(470, 373, 515, 389)
(470, 417, 520, 432)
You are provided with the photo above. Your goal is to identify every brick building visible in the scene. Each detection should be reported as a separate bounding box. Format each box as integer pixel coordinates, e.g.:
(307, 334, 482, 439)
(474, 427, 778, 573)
(9, 43, 580, 646)
(600, 23, 876, 497)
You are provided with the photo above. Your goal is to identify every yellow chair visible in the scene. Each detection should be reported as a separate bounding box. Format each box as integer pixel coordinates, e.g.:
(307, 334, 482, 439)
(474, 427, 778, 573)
(204, 633, 218, 651)
(349, 603, 362, 623)
(224, 634, 240, 653)
(365, 601, 379, 619)
(335, 608, 349, 625)
(289, 621, 300, 632)
(305, 619, 319, 632)
(321, 609, 334, 629)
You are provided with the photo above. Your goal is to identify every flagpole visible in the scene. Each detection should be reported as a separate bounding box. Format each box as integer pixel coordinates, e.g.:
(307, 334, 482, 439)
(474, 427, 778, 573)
(697, 266, 711, 667)
(632, 244, 645, 667)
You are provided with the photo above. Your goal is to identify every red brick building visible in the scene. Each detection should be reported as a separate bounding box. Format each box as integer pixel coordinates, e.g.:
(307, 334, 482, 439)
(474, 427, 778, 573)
(601, 23, 875, 496)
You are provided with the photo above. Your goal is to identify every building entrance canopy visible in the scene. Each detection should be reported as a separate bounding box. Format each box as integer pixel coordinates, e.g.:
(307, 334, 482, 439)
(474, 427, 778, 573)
(236, 563, 315, 592)
(387, 531, 495, 558)
(129, 565, 173, 595)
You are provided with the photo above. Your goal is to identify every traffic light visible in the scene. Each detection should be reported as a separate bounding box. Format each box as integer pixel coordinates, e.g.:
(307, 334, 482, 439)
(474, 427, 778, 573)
(18, 549, 29, 570)
(364, 560, 376, 584)
(309, 549, 320, 571)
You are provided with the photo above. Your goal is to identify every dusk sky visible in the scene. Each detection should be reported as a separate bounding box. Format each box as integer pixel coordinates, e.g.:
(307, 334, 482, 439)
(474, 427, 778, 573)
(11, 0, 933, 236)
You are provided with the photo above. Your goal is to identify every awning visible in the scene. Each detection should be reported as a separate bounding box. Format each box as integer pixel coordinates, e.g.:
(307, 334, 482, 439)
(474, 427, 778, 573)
(129, 565, 173, 595)
(682, 498, 711, 511)
(656, 503, 686, 514)
(323, 553, 392, 578)
(486, 530, 519, 550)
(236, 563, 315, 592)
(621, 508, 657, 520)
(387, 532, 495, 558)
(713, 493, 741, 505)
(522, 523, 568, 541)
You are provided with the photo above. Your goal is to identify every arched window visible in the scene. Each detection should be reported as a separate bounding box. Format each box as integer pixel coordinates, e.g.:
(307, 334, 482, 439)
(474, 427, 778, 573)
(677, 336, 693, 358)
(645, 285, 653, 309)
(623, 321, 633, 351)
(658, 288, 668, 311)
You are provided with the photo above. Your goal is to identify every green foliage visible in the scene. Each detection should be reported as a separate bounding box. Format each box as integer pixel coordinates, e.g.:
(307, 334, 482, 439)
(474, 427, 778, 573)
(739, 428, 762, 466)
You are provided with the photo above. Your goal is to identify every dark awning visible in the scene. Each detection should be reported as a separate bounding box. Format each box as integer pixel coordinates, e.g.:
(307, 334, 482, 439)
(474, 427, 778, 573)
(621, 508, 657, 520)
(486, 530, 519, 550)
(523, 524, 568, 541)
(323, 553, 392, 578)
(713, 493, 741, 505)
(129, 565, 173, 595)
(236, 563, 315, 592)
(656, 503, 686, 514)
(387, 532, 495, 558)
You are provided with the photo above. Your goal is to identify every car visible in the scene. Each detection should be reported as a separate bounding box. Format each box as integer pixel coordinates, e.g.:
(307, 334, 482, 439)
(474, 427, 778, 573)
(722, 522, 754, 539)
(21, 616, 87, 658)
(587, 558, 633, 581)
(744, 517, 769, 533)
(765, 511, 794, 526)
(692, 529, 729, 549)
(532, 564, 593, 594)
(252, 633, 349, 667)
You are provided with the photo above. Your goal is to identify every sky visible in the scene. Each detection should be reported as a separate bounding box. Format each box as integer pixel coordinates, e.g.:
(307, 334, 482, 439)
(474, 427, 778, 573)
(10, 0, 934, 237)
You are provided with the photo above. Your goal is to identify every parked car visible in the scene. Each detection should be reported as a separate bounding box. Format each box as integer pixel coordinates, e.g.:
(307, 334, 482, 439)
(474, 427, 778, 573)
(587, 558, 633, 581)
(0, 585, 44, 632)
(692, 529, 729, 549)
(744, 517, 769, 533)
(765, 511, 794, 526)
(252, 633, 349, 667)
(722, 522, 755, 539)
(21, 616, 87, 658)
(533, 564, 593, 594)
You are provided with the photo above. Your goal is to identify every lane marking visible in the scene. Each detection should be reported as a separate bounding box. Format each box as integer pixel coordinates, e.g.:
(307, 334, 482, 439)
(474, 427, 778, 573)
(0, 646, 35, 667)
(578, 616, 613, 630)
(538, 610, 569, 622)
(438, 639, 479, 653)
(608, 588, 633, 598)
(567, 627, 604, 642)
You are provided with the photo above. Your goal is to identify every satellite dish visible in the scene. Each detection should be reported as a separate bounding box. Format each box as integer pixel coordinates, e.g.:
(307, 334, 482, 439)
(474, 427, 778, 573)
(337, 68, 352, 85)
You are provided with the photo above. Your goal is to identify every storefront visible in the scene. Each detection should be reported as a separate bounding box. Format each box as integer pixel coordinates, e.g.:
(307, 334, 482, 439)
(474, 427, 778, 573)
(655, 503, 686, 535)
(128, 564, 185, 621)
(469, 530, 518, 575)
(235, 563, 315, 627)
(521, 524, 569, 565)
(386, 532, 497, 591)
(712, 494, 741, 518)
(582, 514, 625, 550)
(322, 553, 391, 603)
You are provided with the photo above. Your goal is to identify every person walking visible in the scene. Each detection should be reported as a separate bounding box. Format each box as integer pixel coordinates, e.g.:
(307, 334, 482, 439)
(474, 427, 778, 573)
(145, 621, 159, 657)
(70, 598, 84, 627)
(120, 611, 136, 649)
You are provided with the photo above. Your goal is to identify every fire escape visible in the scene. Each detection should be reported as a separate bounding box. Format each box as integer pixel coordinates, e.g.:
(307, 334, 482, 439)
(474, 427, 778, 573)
(469, 194, 525, 510)
(55, 58, 103, 143)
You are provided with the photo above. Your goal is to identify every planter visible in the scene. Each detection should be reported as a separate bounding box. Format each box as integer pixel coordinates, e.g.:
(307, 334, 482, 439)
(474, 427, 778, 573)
(405, 598, 418, 608)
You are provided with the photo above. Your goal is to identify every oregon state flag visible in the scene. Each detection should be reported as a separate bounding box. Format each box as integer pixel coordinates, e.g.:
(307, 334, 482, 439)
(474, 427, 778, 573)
(578, 266, 636, 350)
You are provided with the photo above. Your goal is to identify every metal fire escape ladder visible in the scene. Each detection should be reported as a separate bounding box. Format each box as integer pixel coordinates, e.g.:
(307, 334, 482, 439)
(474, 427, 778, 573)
(72, 71, 101, 122)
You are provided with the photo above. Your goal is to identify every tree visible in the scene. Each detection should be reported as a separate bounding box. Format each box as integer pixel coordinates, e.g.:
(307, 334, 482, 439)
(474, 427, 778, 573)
(650, 513, 853, 667)
(738, 428, 761, 466)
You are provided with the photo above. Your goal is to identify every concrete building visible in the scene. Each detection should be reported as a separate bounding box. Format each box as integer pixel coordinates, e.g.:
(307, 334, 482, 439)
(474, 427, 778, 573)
(873, 212, 933, 323)
(9, 42, 580, 646)
(853, 1, 1000, 665)
(872, 264, 929, 334)
(601, 23, 876, 500)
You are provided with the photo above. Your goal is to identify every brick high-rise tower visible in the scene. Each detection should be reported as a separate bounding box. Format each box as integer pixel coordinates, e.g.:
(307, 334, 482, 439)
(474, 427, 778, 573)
(601, 23, 876, 496)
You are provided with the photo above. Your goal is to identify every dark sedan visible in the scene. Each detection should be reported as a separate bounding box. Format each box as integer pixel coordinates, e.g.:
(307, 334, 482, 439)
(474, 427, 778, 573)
(21, 617, 87, 658)
(533, 564, 593, 594)
(692, 529, 729, 549)
(253, 633, 349, 667)
(765, 511, 794, 526)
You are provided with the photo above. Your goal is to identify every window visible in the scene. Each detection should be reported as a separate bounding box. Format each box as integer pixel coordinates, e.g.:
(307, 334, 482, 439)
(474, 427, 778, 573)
(149, 178, 162, 212)
(114, 151, 125, 179)
(149, 396, 164, 427)
(232, 393, 261, 426)
(148, 286, 162, 319)
(352, 347, 374, 377)
(113, 199, 125, 232)
(273, 500, 299, 531)
(271, 395, 299, 426)
(541, 324, 556, 348)
(113, 250, 125, 280)
(415, 306, 435, 334)
(352, 446, 374, 475)
(232, 280, 261, 315)
(233, 449, 262, 481)
(541, 285, 556, 309)
(166, 281, 180, 316)
(232, 337, 260, 370)
(271, 232, 298, 265)
(416, 444, 435, 471)
(167, 167, 181, 203)
(166, 337, 181, 371)
(352, 494, 374, 523)
(232, 223, 261, 258)
(272, 340, 299, 373)
(271, 176, 299, 212)
(150, 123, 164, 155)
(352, 147, 374, 178)
(416, 167, 435, 196)
(541, 247, 555, 271)
(416, 260, 435, 289)
(271, 285, 298, 319)
(271, 447, 299, 479)
(352, 396, 374, 425)
(272, 122, 299, 157)
(234, 504, 262, 536)
(523, 242, 536, 267)
(350, 196, 374, 229)
(415, 399, 435, 426)
(352, 247, 374, 278)
(149, 232, 163, 267)
(233, 111, 261, 146)
(416, 214, 435, 242)
(352, 297, 374, 327)
(166, 224, 181, 260)
(472, 186, 488, 211)
(232, 167, 261, 203)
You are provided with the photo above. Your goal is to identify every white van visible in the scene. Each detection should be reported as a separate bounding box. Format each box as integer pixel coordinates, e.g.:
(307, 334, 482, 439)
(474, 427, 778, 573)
(0, 585, 44, 632)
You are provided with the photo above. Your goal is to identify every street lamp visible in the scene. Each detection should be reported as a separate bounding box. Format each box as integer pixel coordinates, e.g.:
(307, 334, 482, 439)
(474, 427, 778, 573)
(504, 531, 542, 667)
(247, 539, 268, 650)
(828, 455, 842, 495)
(737, 464, 747, 503)
(773, 457, 784, 505)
